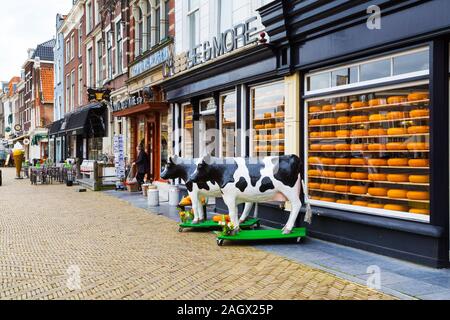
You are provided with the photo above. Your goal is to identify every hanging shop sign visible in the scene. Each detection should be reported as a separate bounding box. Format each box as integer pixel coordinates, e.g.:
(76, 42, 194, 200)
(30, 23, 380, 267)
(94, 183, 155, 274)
(112, 96, 145, 113)
(187, 16, 259, 69)
(88, 88, 111, 102)
(130, 46, 171, 79)
(14, 124, 22, 132)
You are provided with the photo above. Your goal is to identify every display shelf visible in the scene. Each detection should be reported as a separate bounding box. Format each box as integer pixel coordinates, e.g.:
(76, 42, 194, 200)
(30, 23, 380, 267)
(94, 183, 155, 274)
(308, 99, 429, 116)
(309, 133, 429, 140)
(308, 149, 429, 153)
(308, 116, 429, 128)
(254, 116, 285, 122)
(308, 163, 429, 170)
(308, 188, 430, 204)
(309, 176, 429, 186)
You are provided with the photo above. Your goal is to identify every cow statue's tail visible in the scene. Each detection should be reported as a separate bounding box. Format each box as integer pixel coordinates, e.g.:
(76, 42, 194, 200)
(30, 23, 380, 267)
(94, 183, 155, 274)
(301, 179, 313, 224)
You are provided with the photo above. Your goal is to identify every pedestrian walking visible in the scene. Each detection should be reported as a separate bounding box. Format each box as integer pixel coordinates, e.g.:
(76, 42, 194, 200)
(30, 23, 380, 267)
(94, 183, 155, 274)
(133, 143, 149, 188)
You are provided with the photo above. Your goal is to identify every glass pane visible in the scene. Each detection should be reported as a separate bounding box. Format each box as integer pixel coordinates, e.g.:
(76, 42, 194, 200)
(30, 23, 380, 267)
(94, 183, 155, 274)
(160, 112, 169, 171)
(308, 73, 330, 91)
(306, 85, 430, 220)
(200, 99, 216, 112)
(188, 0, 199, 11)
(252, 82, 285, 157)
(360, 59, 391, 81)
(393, 50, 429, 75)
(183, 105, 194, 158)
(221, 92, 236, 157)
(331, 67, 358, 87)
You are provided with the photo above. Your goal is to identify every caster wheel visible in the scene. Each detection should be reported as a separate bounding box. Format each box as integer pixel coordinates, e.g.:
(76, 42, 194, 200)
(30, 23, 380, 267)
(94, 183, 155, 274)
(178, 227, 184, 233)
(217, 239, 224, 247)
(296, 237, 303, 244)
(256, 222, 261, 229)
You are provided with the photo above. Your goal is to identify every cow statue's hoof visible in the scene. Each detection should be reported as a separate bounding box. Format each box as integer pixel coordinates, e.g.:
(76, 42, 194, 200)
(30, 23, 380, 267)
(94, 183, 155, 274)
(282, 228, 293, 235)
(191, 219, 200, 225)
(231, 228, 240, 236)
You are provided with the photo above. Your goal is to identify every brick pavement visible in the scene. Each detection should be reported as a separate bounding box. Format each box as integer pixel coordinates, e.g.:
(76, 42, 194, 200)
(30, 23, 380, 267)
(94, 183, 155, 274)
(0, 168, 394, 300)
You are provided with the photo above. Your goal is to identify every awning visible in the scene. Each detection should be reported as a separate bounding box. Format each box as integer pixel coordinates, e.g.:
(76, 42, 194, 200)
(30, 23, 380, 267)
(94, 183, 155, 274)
(49, 119, 64, 137)
(63, 103, 108, 137)
(31, 134, 48, 146)
(113, 102, 169, 117)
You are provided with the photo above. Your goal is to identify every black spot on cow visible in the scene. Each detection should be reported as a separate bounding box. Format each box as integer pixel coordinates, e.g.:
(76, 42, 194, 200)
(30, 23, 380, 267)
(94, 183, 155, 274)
(259, 177, 275, 193)
(197, 182, 210, 191)
(272, 155, 302, 188)
(245, 159, 264, 187)
(235, 177, 248, 192)
(186, 181, 194, 192)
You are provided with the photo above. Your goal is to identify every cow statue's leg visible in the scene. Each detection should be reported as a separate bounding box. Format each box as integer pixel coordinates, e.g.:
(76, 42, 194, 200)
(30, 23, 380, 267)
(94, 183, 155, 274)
(280, 179, 303, 235)
(190, 191, 201, 224)
(239, 203, 254, 223)
(223, 195, 240, 235)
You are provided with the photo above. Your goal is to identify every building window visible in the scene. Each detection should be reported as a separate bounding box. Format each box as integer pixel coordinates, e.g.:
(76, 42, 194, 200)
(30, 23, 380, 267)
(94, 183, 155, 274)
(70, 34, 75, 59)
(116, 21, 123, 74)
(66, 74, 71, 112)
(220, 92, 237, 157)
(146, 4, 152, 49)
(218, 0, 233, 34)
(187, 0, 200, 50)
(86, 1, 93, 34)
(251, 82, 285, 157)
(65, 39, 71, 63)
(78, 27, 83, 57)
(135, 7, 144, 56)
(107, 31, 113, 79)
(70, 71, 75, 109)
(88, 137, 103, 160)
(182, 104, 194, 158)
(155, 0, 161, 44)
(164, 0, 170, 39)
(78, 65, 83, 105)
(97, 39, 103, 86)
(87, 47, 94, 87)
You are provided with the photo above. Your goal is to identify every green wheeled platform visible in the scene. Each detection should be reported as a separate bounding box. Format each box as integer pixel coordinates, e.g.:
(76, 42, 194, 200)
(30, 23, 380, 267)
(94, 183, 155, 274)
(215, 228, 307, 246)
(179, 218, 261, 232)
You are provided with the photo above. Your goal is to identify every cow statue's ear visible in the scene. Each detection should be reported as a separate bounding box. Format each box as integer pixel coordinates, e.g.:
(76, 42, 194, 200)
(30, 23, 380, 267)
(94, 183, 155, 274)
(203, 154, 212, 165)
(169, 155, 180, 165)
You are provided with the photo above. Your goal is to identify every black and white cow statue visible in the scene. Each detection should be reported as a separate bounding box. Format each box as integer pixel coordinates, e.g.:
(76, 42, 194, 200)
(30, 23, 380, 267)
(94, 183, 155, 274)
(161, 156, 254, 224)
(189, 154, 311, 234)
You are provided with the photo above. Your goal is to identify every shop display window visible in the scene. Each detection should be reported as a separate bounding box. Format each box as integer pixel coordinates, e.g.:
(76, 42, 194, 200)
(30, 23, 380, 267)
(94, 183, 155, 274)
(221, 92, 236, 157)
(160, 112, 169, 169)
(306, 84, 430, 221)
(182, 104, 194, 158)
(88, 137, 103, 160)
(251, 82, 286, 156)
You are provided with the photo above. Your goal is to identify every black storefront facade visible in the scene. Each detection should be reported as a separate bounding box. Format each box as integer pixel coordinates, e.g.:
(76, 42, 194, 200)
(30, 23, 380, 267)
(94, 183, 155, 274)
(254, 0, 450, 267)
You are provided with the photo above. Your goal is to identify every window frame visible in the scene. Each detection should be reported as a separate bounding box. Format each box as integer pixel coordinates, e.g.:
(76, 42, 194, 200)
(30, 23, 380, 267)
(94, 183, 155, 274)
(181, 102, 194, 158)
(187, 0, 200, 50)
(219, 90, 238, 158)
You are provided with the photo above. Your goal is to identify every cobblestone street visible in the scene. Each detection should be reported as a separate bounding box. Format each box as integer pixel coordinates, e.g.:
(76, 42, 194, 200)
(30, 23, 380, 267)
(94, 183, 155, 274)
(0, 169, 393, 300)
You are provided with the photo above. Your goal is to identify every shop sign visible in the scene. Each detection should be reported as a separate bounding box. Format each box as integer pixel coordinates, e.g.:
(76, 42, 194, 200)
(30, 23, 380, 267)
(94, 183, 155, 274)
(130, 46, 170, 78)
(114, 135, 126, 179)
(112, 96, 145, 113)
(187, 16, 259, 69)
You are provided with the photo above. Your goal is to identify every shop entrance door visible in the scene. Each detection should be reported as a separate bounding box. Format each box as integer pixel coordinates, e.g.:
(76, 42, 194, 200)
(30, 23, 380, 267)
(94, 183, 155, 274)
(147, 120, 157, 182)
(199, 114, 217, 157)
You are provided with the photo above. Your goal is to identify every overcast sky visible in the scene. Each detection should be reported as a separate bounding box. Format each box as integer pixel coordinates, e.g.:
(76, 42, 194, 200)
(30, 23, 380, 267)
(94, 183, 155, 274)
(0, 0, 73, 81)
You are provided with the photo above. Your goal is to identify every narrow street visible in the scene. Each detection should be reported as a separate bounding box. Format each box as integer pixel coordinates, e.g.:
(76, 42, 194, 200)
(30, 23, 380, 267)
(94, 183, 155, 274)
(0, 168, 392, 300)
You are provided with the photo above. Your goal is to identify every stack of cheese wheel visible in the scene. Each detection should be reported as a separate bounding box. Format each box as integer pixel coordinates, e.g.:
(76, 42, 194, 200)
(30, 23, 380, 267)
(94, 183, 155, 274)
(387, 189, 408, 199)
(410, 108, 429, 118)
(308, 156, 321, 165)
(369, 188, 388, 197)
(408, 92, 429, 101)
(322, 105, 334, 112)
(337, 116, 351, 124)
(335, 103, 350, 111)
(350, 185, 368, 194)
(351, 101, 368, 109)
(335, 158, 351, 165)
(309, 106, 322, 113)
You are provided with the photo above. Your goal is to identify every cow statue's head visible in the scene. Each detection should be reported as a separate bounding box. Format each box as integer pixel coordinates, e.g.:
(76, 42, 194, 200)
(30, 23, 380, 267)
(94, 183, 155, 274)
(161, 155, 186, 180)
(189, 154, 215, 185)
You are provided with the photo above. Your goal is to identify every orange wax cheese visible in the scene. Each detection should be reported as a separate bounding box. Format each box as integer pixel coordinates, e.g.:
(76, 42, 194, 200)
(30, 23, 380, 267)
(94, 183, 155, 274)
(310, 144, 322, 151)
(368, 159, 388, 166)
(368, 173, 388, 181)
(384, 204, 408, 212)
(387, 111, 408, 120)
(388, 158, 409, 167)
(407, 191, 429, 201)
(353, 201, 369, 207)
(321, 118, 337, 125)
(308, 183, 321, 190)
(407, 142, 429, 150)
(407, 126, 429, 134)
(351, 101, 368, 109)
(264, 112, 273, 119)
(309, 106, 322, 113)
(368, 144, 386, 151)
(275, 111, 285, 118)
(320, 183, 335, 191)
(320, 158, 335, 165)
(350, 158, 366, 165)
(387, 96, 408, 104)
(322, 171, 336, 178)
(408, 92, 429, 101)
(387, 127, 407, 135)
(335, 185, 351, 193)
(335, 103, 350, 111)
(320, 131, 336, 138)
(321, 144, 336, 151)
(322, 105, 334, 112)
(409, 159, 429, 167)
(337, 116, 351, 124)
(308, 170, 321, 177)
(387, 174, 409, 183)
(409, 208, 430, 215)
(351, 172, 368, 180)
(410, 109, 429, 118)
(310, 132, 320, 138)
(275, 122, 285, 128)
(387, 143, 407, 150)
(320, 198, 335, 202)
(335, 144, 351, 151)
(335, 172, 351, 179)
(369, 114, 387, 121)
(255, 125, 265, 130)
(368, 203, 385, 209)
(368, 188, 388, 197)
(351, 129, 368, 137)
(351, 144, 367, 151)
(336, 130, 351, 137)
(409, 175, 429, 184)
(265, 123, 275, 129)
(335, 158, 351, 165)
(387, 189, 408, 198)
(274, 133, 285, 139)
(368, 128, 387, 136)
(369, 99, 386, 106)
(337, 199, 352, 205)
(350, 186, 368, 194)
(351, 115, 369, 123)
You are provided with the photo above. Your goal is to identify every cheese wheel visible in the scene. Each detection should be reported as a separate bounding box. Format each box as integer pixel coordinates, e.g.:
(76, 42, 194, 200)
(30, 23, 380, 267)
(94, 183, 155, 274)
(409, 175, 429, 184)
(409, 208, 430, 215)
(336, 130, 351, 137)
(387, 158, 409, 167)
(308, 170, 321, 177)
(387, 111, 408, 120)
(311, 196, 322, 201)
(264, 112, 273, 119)
(350, 158, 366, 165)
(384, 204, 408, 212)
(310, 144, 322, 151)
(266, 135, 273, 140)
(335, 172, 351, 179)
(350, 186, 368, 194)
(351, 129, 368, 137)
(321, 144, 336, 151)
(335, 144, 351, 151)
(368, 144, 386, 151)
(368, 159, 388, 166)
(387, 174, 409, 183)
(320, 197, 335, 202)
(387, 127, 407, 135)
(369, 99, 386, 107)
(320, 131, 336, 138)
(310, 132, 321, 138)
(407, 191, 429, 201)
(409, 159, 429, 167)
(407, 126, 429, 134)
(308, 183, 321, 190)
(322, 171, 336, 178)
(368, 203, 385, 209)
(410, 109, 429, 118)
(335, 185, 351, 193)
(351, 115, 369, 123)
(322, 105, 334, 112)
(275, 111, 285, 118)
(387, 189, 408, 198)
(335, 103, 350, 111)
(386, 142, 407, 151)
(265, 123, 275, 129)
(387, 96, 407, 104)
(321, 118, 337, 125)
(368, 173, 388, 181)
(255, 125, 265, 130)
(274, 133, 285, 139)
(351, 101, 368, 109)
(320, 183, 335, 191)
(368, 128, 387, 136)
(274, 145, 285, 152)
(337, 116, 351, 124)
(351, 172, 368, 180)
(320, 158, 335, 165)
(309, 106, 322, 113)
(335, 158, 351, 165)
(353, 201, 369, 207)
(351, 144, 367, 151)
(369, 188, 388, 197)
(337, 199, 352, 205)
(369, 114, 387, 122)
(275, 122, 285, 128)
(408, 92, 429, 101)
(407, 142, 429, 150)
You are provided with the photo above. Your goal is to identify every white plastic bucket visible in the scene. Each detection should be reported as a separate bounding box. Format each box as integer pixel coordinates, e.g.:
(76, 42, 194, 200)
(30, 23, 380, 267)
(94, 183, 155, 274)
(148, 189, 160, 207)
(168, 187, 181, 206)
